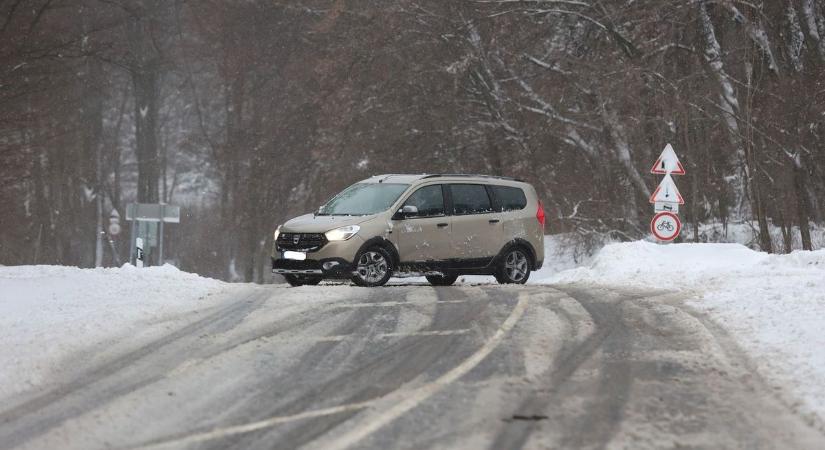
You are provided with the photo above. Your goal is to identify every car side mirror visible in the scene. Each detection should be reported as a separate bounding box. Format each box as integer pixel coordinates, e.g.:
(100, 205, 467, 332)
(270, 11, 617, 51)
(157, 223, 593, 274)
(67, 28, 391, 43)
(394, 205, 418, 219)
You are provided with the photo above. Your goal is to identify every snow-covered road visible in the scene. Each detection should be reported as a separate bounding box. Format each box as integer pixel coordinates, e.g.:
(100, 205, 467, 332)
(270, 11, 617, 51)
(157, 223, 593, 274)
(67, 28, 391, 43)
(549, 242, 825, 431)
(1, 260, 824, 448)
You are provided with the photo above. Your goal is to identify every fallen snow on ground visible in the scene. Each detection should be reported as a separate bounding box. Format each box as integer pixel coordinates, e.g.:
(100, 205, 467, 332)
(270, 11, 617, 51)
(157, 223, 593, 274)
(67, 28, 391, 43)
(529, 233, 605, 282)
(0, 264, 230, 400)
(543, 241, 825, 427)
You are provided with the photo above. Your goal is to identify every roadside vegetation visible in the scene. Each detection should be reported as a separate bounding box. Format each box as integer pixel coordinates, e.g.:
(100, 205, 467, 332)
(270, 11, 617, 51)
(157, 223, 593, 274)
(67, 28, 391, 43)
(1, 1, 823, 280)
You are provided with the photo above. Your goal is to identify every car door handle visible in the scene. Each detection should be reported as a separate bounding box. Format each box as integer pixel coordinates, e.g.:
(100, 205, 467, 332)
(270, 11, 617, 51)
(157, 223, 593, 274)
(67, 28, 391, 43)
(488, 219, 500, 224)
(437, 223, 449, 228)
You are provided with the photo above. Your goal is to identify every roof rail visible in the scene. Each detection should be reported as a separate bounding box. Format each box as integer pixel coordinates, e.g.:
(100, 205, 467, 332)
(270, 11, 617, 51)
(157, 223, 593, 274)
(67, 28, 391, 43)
(421, 174, 525, 182)
(371, 174, 422, 183)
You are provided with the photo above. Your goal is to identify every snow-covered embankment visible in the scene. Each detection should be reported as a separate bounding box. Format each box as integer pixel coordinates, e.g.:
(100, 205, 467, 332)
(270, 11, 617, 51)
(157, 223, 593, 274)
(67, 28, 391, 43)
(543, 241, 825, 427)
(0, 265, 229, 400)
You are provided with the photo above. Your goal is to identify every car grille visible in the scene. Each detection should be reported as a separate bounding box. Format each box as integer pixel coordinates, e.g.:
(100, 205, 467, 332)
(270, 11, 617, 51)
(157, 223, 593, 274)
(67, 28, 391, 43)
(276, 232, 327, 252)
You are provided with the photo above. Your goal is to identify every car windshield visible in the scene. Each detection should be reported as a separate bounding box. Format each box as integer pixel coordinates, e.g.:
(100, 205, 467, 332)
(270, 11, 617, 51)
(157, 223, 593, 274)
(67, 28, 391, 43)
(318, 183, 409, 216)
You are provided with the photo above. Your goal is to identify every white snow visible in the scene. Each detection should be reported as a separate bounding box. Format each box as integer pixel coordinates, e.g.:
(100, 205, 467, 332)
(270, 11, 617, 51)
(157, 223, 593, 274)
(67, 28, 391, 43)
(4, 237, 824, 432)
(0, 264, 229, 400)
(542, 241, 825, 427)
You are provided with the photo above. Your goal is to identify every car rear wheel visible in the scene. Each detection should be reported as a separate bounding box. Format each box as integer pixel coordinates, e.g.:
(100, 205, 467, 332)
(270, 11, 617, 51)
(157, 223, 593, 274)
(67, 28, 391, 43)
(351, 247, 393, 287)
(283, 275, 323, 287)
(425, 274, 459, 286)
(495, 247, 531, 284)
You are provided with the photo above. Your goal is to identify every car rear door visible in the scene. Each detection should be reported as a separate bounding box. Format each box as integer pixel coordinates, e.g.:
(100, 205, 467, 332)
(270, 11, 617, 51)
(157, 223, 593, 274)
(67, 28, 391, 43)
(447, 184, 502, 263)
(489, 183, 529, 239)
(394, 184, 453, 264)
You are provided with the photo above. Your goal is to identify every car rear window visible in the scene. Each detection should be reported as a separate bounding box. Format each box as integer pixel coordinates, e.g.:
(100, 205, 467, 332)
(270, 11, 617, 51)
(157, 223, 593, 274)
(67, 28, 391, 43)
(491, 186, 527, 211)
(450, 184, 493, 215)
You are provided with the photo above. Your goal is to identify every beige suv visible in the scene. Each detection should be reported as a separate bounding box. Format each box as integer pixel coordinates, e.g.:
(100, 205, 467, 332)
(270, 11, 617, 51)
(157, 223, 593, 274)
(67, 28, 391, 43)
(272, 174, 545, 287)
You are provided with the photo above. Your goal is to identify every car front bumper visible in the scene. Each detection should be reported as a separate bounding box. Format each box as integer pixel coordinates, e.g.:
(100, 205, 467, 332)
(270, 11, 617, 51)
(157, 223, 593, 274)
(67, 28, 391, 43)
(271, 257, 355, 278)
(271, 234, 366, 278)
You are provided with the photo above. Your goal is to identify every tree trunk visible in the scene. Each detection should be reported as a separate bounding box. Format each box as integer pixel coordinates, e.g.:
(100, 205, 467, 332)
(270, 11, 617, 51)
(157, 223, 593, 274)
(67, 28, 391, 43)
(110, 87, 129, 213)
(787, 1, 806, 72)
(698, 1, 750, 220)
(793, 157, 814, 250)
(751, 165, 773, 252)
(743, 62, 772, 253)
(601, 105, 652, 200)
(133, 67, 160, 203)
(31, 137, 51, 264)
(802, 0, 825, 59)
(80, 33, 104, 266)
(779, 209, 793, 253)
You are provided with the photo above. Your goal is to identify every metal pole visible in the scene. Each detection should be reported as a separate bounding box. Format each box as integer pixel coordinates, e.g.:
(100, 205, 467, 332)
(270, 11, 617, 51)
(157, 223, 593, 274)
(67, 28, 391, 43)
(95, 191, 103, 267)
(158, 205, 164, 265)
(129, 216, 137, 265)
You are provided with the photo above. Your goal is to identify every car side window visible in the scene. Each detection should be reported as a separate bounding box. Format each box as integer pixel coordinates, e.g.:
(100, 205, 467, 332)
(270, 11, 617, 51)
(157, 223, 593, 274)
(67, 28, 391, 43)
(491, 186, 527, 211)
(450, 184, 493, 215)
(402, 185, 445, 217)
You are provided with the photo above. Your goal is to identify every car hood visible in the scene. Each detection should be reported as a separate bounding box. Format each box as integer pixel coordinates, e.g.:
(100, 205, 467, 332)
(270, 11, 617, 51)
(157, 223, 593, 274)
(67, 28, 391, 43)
(281, 213, 377, 233)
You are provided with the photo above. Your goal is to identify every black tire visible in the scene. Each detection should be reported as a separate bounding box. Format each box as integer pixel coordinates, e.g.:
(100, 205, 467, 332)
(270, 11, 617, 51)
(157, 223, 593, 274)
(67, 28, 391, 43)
(283, 275, 323, 287)
(351, 246, 393, 287)
(425, 274, 459, 286)
(301, 276, 323, 286)
(495, 247, 531, 284)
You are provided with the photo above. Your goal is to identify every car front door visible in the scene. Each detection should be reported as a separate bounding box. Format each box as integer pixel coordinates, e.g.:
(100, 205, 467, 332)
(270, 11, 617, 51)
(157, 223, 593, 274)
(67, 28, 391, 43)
(447, 184, 502, 262)
(394, 184, 452, 264)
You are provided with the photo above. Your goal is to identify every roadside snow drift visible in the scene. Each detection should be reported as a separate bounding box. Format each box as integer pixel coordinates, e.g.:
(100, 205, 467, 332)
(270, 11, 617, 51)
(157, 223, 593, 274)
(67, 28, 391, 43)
(0, 264, 227, 400)
(546, 241, 825, 428)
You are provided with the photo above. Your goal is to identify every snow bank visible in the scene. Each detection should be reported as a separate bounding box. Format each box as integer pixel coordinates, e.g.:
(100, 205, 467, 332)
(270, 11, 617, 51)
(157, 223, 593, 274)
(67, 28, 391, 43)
(545, 241, 825, 426)
(542, 241, 770, 286)
(0, 264, 228, 400)
(529, 233, 612, 283)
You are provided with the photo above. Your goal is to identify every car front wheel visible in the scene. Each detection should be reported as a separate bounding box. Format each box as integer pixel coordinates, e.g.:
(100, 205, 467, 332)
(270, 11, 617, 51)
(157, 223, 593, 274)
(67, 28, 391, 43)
(351, 247, 393, 287)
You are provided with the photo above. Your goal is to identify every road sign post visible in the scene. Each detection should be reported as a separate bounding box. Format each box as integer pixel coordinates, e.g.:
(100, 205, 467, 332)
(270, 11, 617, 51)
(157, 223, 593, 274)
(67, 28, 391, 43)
(649, 144, 685, 242)
(158, 205, 165, 265)
(651, 211, 682, 242)
(654, 201, 679, 214)
(126, 203, 181, 267)
(651, 143, 686, 175)
(135, 237, 145, 268)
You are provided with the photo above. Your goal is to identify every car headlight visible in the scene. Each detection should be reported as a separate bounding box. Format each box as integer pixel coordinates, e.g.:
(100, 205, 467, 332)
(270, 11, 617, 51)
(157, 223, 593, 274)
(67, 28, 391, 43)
(325, 225, 360, 241)
(273, 225, 281, 241)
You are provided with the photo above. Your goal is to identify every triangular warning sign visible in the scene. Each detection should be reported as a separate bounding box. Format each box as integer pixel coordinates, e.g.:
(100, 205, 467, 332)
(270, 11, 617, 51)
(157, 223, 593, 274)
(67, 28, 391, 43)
(651, 143, 685, 175)
(649, 174, 685, 204)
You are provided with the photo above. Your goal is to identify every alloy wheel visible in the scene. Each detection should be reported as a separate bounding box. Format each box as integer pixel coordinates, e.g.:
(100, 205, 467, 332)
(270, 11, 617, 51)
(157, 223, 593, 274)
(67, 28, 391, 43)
(356, 251, 388, 284)
(504, 250, 529, 282)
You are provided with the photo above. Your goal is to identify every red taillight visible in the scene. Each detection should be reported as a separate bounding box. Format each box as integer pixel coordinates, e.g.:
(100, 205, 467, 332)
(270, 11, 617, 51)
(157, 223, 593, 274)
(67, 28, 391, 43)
(536, 200, 546, 228)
